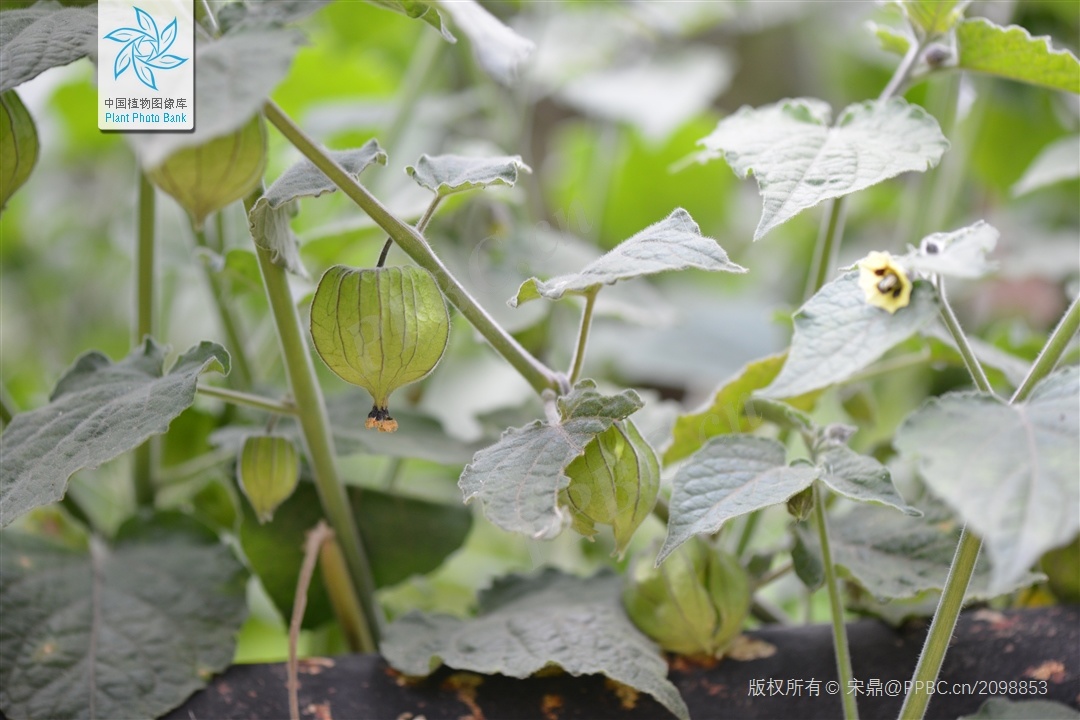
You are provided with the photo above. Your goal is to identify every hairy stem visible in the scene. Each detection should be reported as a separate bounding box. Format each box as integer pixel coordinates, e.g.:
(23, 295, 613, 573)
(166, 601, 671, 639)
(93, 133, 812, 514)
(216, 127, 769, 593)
(899, 294, 1078, 720)
(568, 289, 598, 385)
(813, 483, 859, 720)
(262, 100, 561, 396)
(192, 225, 255, 389)
(133, 173, 157, 507)
(251, 222, 380, 651)
(196, 383, 297, 415)
(377, 195, 443, 268)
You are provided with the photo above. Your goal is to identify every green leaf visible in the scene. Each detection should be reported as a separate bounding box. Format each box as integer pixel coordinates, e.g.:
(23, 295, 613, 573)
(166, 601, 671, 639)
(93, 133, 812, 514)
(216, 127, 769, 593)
(366, 0, 455, 42)
(658, 436, 819, 563)
(868, 21, 913, 56)
(511, 208, 746, 306)
(0, 339, 229, 528)
(249, 141, 387, 278)
(664, 353, 818, 464)
(817, 445, 919, 515)
(956, 18, 1080, 94)
(895, 367, 1080, 594)
(0, 512, 248, 720)
(241, 481, 473, 629)
(960, 698, 1080, 720)
(698, 98, 949, 240)
(436, 0, 535, 86)
(902, 0, 969, 37)
(128, 30, 303, 169)
(1012, 134, 1080, 196)
(0, 2, 97, 93)
(217, 0, 332, 32)
(791, 524, 824, 591)
(382, 568, 689, 720)
(758, 272, 939, 399)
(806, 502, 1042, 601)
(405, 153, 531, 197)
(904, 221, 998, 280)
(458, 380, 643, 540)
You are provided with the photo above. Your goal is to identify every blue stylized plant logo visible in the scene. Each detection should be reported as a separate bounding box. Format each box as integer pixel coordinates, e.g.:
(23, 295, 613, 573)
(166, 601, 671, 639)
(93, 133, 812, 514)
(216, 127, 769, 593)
(103, 7, 188, 91)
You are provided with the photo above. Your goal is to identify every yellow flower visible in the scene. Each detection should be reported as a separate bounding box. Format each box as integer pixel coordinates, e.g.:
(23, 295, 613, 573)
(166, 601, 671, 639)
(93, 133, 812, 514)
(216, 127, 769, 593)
(857, 251, 912, 314)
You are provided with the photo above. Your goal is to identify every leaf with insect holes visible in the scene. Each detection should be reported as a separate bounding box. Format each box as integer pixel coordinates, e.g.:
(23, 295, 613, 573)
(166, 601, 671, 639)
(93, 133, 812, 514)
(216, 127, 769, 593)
(511, 209, 745, 306)
(0, 339, 229, 528)
(697, 98, 948, 240)
(0, 2, 98, 93)
(459, 381, 643, 540)
(758, 271, 939, 399)
(895, 367, 1080, 595)
(249, 141, 388, 278)
(659, 436, 819, 563)
(405, 153, 531, 197)
(903, 221, 998, 280)
(956, 18, 1080, 94)
(383, 568, 689, 720)
(0, 512, 247, 720)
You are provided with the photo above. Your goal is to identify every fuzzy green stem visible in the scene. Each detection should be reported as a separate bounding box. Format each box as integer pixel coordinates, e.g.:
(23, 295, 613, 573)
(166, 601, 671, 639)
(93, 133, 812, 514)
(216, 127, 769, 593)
(898, 294, 1078, 720)
(132, 173, 157, 507)
(192, 226, 255, 389)
(804, 195, 848, 301)
(813, 483, 859, 719)
(196, 383, 297, 415)
(935, 277, 992, 393)
(568, 289, 598, 385)
(263, 100, 561, 396)
(377, 195, 443, 268)
(252, 237, 380, 651)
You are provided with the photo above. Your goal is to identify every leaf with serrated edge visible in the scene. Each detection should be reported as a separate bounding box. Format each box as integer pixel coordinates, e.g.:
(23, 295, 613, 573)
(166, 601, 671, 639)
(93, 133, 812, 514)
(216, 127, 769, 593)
(1012, 135, 1080, 197)
(248, 142, 387, 278)
(0, 3, 98, 93)
(0, 512, 248, 720)
(129, 30, 302, 168)
(458, 381, 642, 540)
(435, 0, 534, 86)
(511, 209, 745, 306)
(664, 353, 818, 465)
(957, 18, 1080, 94)
(759, 272, 939, 399)
(800, 502, 1041, 601)
(903, 221, 998, 279)
(817, 445, 919, 515)
(382, 568, 689, 720)
(698, 98, 948, 240)
(0, 339, 229, 528)
(406, 153, 531, 197)
(658, 436, 819, 563)
(896, 367, 1080, 595)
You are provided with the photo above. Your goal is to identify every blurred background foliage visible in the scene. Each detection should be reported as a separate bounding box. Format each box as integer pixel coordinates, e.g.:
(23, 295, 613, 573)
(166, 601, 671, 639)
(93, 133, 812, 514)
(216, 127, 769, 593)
(1, 0, 1077, 660)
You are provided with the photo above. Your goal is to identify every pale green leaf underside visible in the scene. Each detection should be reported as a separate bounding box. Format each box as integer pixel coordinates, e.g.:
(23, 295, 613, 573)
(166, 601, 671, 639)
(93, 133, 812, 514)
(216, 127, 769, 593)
(0, 2, 97, 93)
(0, 340, 229, 528)
(805, 502, 1038, 601)
(659, 436, 819, 563)
(405, 153, 531, 196)
(817, 445, 919, 515)
(458, 381, 643, 540)
(895, 367, 1080, 594)
(435, 0, 535, 86)
(1012, 135, 1080, 197)
(382, 569, 689, 720)
(511, 208, 746, 306)
(957, 18, 1080, 94)
(0, 513, 247, 720)
(869, 21, 914, 56)
(759, 272, 939, 399)
(129, 31, 302, 169)
(699, 97, 948, 240)
(904, 221, 998, 279)
(249, 142, 387, 278)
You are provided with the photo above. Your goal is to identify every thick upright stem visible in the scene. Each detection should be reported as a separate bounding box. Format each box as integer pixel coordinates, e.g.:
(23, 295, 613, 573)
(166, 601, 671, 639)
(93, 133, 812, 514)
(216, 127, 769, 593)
(133, 173, 157, 507)
(899, 294, 1079, 720)
(252, 241, 380, 651)
(813, 483, 859, 720)
(262, 101, 561, 396)
(192, 226, 255, 389)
